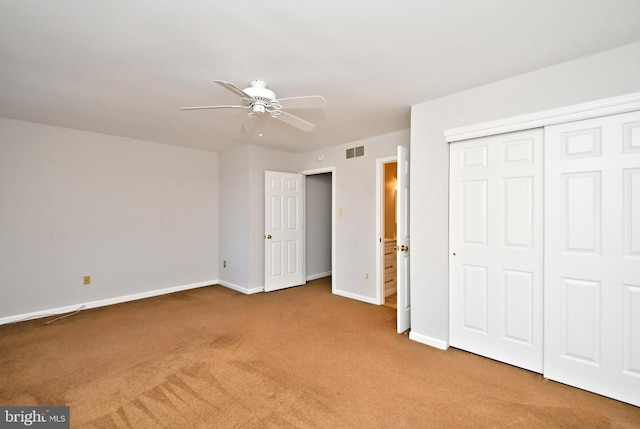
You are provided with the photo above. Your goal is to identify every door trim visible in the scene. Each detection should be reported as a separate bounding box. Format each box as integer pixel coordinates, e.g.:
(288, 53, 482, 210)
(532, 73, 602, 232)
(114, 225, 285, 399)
(300, 167, 336, 295)
(444, 91, 640, 143)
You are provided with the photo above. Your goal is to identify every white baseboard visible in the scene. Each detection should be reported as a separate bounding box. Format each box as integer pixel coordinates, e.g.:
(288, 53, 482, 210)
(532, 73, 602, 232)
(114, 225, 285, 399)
(332, 288, 378, 305)
(218, 280, 264, 295)
(0, 280, 217, 325)
(306, 271, 331, 281)
(409, 331, 449, 350)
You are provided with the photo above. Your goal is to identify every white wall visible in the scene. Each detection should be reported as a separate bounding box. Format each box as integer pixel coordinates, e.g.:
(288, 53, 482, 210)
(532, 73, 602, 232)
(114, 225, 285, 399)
(219, 134, 408, 299)
(0, 118, 219, 321)
(296, 130, 409, 303)
(218, 144, 296, 292)
(218, 145, 250, 290)
(409, 41, 640, 349)
(305, 173, 332, 279)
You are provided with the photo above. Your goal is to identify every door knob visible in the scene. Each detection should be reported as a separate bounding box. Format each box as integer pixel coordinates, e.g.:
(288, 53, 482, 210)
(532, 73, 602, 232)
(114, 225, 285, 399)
(265, 234, 272, 239)
(399, 245, 409, 252)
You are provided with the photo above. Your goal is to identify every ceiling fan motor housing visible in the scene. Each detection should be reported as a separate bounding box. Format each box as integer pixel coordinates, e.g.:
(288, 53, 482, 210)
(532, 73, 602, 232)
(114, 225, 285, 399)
(244, 80, 276, 106)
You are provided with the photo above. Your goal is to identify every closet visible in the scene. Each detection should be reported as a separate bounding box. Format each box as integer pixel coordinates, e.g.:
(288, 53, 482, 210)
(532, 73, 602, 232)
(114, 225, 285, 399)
(448, 101, 640, 406)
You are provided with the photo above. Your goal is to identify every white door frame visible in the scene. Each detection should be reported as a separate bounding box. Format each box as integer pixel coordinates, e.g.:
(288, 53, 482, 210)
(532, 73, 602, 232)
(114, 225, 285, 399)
(376, 156, 397, 305)
(299, 166, 337, 294)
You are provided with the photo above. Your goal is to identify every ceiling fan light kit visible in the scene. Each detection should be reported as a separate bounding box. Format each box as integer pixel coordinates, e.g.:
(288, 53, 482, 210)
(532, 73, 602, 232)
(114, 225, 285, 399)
(251, 104, 266, 115)
(181, 80, 327, 133)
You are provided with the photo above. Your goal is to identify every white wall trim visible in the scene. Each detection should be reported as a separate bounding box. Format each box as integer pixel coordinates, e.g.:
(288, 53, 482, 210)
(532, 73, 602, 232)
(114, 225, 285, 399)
(333, 288, 378, 305)
(0, 280, 217, 325)
(299, 166, 335, 176)
(306, 271, 332, 281)
(218, 280, 264, 295)
(409, 331, 449, 350)
(444, 91, 640, 143)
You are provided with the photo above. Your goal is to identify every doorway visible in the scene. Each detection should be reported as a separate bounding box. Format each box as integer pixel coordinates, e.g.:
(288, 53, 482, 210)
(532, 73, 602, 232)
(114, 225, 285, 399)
(383, 162, 398, 307)
(377, 157, 398, 306)
(301, 167, 336, 294)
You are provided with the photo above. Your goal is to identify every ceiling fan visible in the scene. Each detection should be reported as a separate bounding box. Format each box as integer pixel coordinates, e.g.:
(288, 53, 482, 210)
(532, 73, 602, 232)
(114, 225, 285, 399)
(180, 80, 327, 133)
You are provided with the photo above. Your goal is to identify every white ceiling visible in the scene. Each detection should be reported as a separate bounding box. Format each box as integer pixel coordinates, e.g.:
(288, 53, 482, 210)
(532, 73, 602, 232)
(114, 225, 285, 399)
(1, 1, 640, 153)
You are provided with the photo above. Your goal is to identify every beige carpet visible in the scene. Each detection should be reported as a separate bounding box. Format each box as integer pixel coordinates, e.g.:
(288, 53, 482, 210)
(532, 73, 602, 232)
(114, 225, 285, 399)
(1, 277, 639, 428)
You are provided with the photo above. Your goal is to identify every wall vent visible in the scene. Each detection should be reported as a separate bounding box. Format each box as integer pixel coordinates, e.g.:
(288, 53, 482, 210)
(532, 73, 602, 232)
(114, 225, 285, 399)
(346, 145, 365, 159)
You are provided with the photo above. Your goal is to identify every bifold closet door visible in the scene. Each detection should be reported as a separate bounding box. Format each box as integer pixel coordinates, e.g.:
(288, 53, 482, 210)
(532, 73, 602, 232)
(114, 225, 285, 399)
(450, 129, 543, 372)
(544, 110, 640, 406)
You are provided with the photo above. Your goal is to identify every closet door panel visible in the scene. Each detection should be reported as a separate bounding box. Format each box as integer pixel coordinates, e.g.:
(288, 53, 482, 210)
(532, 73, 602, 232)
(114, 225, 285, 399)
(544, 110, 640, 407)
(450, 129, 543, 373)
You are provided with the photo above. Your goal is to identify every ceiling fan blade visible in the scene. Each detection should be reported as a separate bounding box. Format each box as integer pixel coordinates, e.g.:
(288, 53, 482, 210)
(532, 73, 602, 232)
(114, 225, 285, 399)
(214, 80, 254, 100)
(272, 110, 315, 132)
(180, 105, 248, 110)
(276, 95, 327, 109)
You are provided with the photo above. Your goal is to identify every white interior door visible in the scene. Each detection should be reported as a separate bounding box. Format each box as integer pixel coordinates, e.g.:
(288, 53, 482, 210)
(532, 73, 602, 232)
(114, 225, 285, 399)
(396, 146, 411, 333)
(544, 111, 640, 406)
(449, 129, 544, 372)
(264, 171, 305, 292)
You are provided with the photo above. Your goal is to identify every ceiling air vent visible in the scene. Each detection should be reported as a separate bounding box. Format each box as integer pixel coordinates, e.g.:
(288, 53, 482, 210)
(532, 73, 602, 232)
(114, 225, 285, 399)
(346, 145, 365, 159)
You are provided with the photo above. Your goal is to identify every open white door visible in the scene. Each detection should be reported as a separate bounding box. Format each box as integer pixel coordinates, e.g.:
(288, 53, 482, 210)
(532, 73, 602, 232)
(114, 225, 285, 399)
(396, 146, 411, 333)
(264, 171, 305, 292)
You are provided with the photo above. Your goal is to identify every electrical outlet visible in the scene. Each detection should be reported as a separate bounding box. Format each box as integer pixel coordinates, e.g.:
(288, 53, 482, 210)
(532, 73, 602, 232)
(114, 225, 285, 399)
(223, 260, 227, 268)
(83, 276, 91, 285)
(365, 272, 369, 281)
